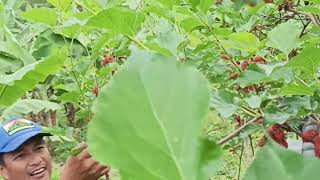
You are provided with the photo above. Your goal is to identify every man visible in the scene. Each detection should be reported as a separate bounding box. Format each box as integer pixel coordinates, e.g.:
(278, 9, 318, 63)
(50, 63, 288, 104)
(0, 117, 109, 180)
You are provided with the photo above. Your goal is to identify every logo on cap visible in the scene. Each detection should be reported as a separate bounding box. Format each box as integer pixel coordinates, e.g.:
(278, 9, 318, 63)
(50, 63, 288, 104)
(2, 119, 35, 136)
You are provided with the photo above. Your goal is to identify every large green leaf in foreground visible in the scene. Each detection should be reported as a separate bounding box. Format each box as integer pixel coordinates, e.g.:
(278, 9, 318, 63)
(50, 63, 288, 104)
(244, 141, 320, 180)
(88, 50, 221, 179)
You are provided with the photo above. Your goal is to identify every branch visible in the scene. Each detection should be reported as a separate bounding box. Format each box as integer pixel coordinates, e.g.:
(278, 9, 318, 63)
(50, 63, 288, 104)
(299, 20, 311, 38)
(218, 117, 257, 145)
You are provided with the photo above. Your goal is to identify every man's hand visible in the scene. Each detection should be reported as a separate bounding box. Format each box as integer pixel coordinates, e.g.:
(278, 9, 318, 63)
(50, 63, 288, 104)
(60, 143, 110, 180)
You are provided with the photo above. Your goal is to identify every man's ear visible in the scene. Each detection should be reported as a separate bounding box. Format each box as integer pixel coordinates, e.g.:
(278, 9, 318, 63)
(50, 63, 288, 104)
(0, 165, 9, 179)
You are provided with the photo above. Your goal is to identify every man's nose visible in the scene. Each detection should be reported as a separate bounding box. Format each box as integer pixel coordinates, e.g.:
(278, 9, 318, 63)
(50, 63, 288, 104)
(28, 153, 42, 166)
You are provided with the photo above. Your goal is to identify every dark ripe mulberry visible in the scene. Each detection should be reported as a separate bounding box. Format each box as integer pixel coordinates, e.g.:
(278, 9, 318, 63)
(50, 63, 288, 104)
(313, 136, 320, 158)
(241, 60, 249, 70)
(252, 56, 265, 64)
(260, 124, 288, 148)
(101, 55, 114, 66)
(92, 86, 99, 97)
(302, 129, 319, 142)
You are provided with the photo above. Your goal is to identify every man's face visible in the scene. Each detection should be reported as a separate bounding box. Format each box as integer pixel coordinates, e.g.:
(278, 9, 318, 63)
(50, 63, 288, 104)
(0, 136, 52, 180)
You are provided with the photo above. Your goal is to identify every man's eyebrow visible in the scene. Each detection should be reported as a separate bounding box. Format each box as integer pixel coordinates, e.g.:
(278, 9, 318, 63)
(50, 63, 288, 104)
(9, 147, 23, 155)
(34, 139, 45, 146)
(10, 138, 45, 154)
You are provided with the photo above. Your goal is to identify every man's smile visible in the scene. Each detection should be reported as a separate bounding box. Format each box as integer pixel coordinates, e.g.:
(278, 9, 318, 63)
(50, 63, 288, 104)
(30, 167, 47, 179)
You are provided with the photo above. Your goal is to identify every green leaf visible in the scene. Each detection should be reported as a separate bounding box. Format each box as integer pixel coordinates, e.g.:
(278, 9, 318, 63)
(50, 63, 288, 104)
(280, 96, 312, 115)
(264, 105, 291, 125)
(0, 29, 36, 66)
(197, 139, 222, 179)
(0, 54, 23, 74)
(151, 18, 183, 56)
(212, 27, 232, 38)
(288, 47, 320, 76)
(222, 32, 260, 53)
(245, 95, 261, 109)
(91, 32, 115, 59)
(238, 64, 295, 87)
(266, 21, 300, 55)
(189, 0, 213, 13)
(21, 8, 58, 26)
(257, 62, 286, 76)
(86, 7, 145, 36)
(56, 91, 81, 103)
(270, 67, 294, 84)
(145, 43, 173, 56)
(95, 0, 108, 8)
(146, 0, 183, 9)
(32, 30, 85, 59)
(1, 99, 62, 120)
(0, 48, 68, 107)
(307, 0, 320, 5)
(244, 141, 320, 180)
(0, 1, 4, 26)
(47, 0, 72, 11)
(87, 49, 221, 179)
(300, 6, 320, 15)
(237, 65, 269, 88)
(279, 84, 314, 96)
(210, 90, 239, 118)
(180, 17, 203, 32)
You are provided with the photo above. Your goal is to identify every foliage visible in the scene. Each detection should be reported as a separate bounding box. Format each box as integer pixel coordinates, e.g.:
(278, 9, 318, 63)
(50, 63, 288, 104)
(0, 0, 319, 179)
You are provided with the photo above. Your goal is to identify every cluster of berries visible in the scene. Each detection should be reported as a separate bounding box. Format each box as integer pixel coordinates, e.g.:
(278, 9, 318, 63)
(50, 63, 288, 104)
(223, 55, 266, 93)
(91, 54, 116, 97)
(101, 55, 114, 66)
(302, 129, 320, 158)
(258, 125, 320, 158)
(258, 124, 288, 148)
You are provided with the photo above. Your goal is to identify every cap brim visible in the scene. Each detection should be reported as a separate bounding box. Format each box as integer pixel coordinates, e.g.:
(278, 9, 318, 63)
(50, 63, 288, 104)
(0, 131, 50, 153)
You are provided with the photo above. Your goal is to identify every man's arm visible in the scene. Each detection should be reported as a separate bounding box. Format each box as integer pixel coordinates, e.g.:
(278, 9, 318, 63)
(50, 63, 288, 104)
(59, 143, 110, 180)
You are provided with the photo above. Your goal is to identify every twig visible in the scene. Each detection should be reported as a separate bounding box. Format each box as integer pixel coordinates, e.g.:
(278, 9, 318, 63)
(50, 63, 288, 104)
(196, 11, 242, 73)
(218, 117, 257, 145)
(299, 20, 311, 38)
(212, 33, 242, 72)
(281, 123, 302, 137)
(248, 135, 255, 156)
(237, 142, 244, 180)
(310, 114, 320, 125)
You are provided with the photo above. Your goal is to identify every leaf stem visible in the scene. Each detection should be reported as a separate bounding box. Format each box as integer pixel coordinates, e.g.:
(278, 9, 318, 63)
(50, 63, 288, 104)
(124, 35, 150, 50)
(0, 85, 7, 99)
(242, 106, 260, 117)
(295, 75, 311, 87)
(196, 12, 211, 32)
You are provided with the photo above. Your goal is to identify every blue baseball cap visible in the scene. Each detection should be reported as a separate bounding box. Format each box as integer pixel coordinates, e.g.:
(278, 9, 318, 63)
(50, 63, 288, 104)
(0, 117, 50, 153)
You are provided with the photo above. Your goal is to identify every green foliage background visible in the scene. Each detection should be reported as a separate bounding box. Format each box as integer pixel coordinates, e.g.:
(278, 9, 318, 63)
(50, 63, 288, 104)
(0, 0, 320, 179)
